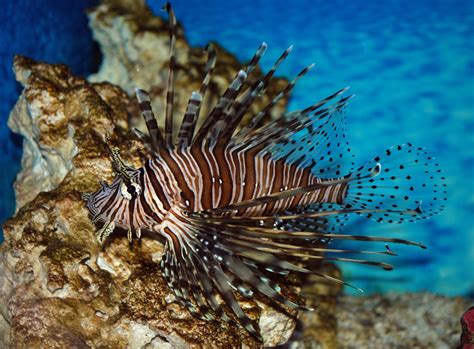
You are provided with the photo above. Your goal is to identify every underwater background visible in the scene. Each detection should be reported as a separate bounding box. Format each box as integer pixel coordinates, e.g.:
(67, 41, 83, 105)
(1, 0, 473, 297)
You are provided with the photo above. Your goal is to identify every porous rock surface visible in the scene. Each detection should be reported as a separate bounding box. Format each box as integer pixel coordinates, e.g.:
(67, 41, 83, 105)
(290, 290, 472, 349)
(0, 2, 294, 347)
(87, 0, 288, 137)
(1, 55, 295, 348)
(335, 293, 471, 349)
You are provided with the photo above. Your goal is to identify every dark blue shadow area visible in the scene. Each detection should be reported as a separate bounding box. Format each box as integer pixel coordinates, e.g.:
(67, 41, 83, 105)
(0, 0, 100, 233)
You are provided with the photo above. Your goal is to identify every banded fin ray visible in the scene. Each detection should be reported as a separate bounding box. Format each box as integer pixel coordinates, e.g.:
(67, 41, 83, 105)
(192, 69, 248, 146)
(188, 215, 375, 290)
(230, 91, 352, 159)
(214, 45, 294, 145)
(135, 88, 166, 152)
(176, 44, 217, 148)
(163, 2, 177, 147)
(234, 62, 315, 141)
(176, 91, 202, 148)
(195, 208, 427, 248)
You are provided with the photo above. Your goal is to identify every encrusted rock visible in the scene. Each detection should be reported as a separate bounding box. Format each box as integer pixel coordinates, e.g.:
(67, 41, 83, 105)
(7, 55, 130, 212)
(287, 284, 471, 349)
(0, 2, 294, 346)
(1, 53, 295, 348)
(87, 1, 288, 135)
(335, 293, 471, 349)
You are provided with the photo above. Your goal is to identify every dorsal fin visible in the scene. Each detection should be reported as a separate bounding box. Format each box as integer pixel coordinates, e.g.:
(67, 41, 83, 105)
(230, 90, 352, 160)
(135, 88, 166, 152)
(191, 42, 268, 147)
(216, 46, 294, 145)
(244, 41, 267, 75)
(163, 2, 177, 147)
(176, 91, 202, 148)
(192, 69, 247, 146)
(176, 44, 217, 148)
(268, 96, 355, 178)
(234, 62, 315, 141)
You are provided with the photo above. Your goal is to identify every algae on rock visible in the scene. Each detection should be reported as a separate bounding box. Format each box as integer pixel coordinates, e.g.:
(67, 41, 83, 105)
(0, 2, 294, 348)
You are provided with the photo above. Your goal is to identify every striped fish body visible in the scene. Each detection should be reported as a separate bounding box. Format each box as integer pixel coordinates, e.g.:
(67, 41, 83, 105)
(143, 146, 347, 218)
(83, 2, 446, 340)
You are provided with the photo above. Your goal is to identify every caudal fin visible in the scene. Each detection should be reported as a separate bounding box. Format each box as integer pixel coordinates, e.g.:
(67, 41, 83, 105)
(344, 143, 446, 223)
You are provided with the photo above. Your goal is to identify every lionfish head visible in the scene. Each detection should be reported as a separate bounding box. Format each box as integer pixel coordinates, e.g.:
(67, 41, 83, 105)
(82, 157, 144, 244)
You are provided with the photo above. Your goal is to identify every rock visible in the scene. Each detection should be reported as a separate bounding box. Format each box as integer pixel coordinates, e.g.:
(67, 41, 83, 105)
(301, 263, 342, 349)
(1, 53, 294, 348)
(87, 2, 288, 136)
(461, 306, 474, 348)
(285, 290, 471, 349)
(7, 55, 130, 213)
(335, 293, 471, 349)
(0, 2, 294, 347)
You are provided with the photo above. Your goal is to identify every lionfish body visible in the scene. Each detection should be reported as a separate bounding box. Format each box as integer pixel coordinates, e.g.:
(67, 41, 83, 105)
(84, 3, 446, 338)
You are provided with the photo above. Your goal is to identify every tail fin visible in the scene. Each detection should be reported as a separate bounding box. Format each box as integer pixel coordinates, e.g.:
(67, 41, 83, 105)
(344, 143, 446, 223)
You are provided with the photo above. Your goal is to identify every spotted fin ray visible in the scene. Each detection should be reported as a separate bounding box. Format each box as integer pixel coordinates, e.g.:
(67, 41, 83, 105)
(344, 143, 447, 223)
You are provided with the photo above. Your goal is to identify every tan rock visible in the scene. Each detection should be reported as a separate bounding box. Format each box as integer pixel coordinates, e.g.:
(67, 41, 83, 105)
(0, 2, 295, 347)
(87, 2, 288, 136)
(336, 293, 471, 349)
(0, 56, 259, 348)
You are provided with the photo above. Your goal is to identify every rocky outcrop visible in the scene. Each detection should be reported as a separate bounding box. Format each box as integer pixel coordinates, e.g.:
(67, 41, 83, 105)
(1, 54, 294, 348)
(335, 293, 471, 349)
(1, 2, 293, 347)
(289, 291, 472, 349)
(87, 1, 288, 137)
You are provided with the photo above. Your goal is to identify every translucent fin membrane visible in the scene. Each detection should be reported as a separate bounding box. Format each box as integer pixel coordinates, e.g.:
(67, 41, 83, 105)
(269, 101, 355, 178)
(345, 143, 447, 223)
(235, 62, 315, 141)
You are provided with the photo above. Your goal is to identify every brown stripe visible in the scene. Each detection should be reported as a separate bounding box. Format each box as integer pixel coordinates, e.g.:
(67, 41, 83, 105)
(159, 148, 194, 208)
(138, 169, 163, 222)
(191, 145, 213, 210)
(145, 160, 171, 211)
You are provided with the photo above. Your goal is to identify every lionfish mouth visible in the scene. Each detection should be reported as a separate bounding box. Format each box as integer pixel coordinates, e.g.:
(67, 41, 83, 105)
(82, 1, 446, 340)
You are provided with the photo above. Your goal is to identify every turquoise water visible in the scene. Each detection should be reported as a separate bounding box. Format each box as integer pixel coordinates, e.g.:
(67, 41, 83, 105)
(1, 0, 473, 296)
(149, 0, 473, 296)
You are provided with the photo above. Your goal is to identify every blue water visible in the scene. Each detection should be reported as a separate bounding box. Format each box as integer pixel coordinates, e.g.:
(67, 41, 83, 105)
(1, 0, 473, 296)
(0, 0, 99, 228)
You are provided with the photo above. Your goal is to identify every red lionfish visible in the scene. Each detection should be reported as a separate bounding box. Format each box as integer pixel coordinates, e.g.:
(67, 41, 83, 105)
(83, 2, 446, 339)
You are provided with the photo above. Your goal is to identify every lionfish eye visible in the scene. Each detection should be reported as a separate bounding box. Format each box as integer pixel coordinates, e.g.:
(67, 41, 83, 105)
(126, 184, 136, 196)
(120, 174, 142, 199)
